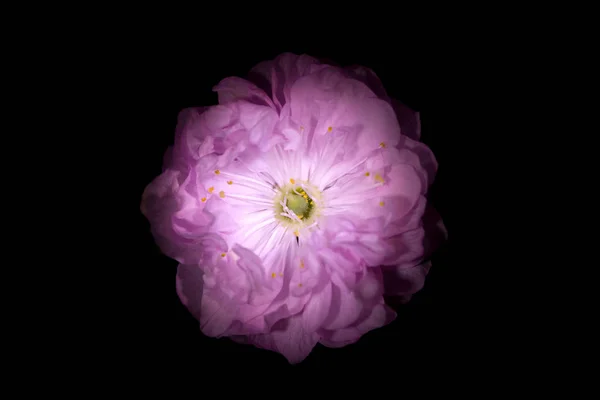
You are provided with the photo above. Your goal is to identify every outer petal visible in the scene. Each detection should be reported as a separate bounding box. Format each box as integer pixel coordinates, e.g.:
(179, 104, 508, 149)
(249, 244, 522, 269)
(141, 169, 206, 265)
(320, 283, 364, 331)
(176, 263, 204, 321)
(401, 135, 438, 189)
(198, 289, 237, 337)
(345, 65, 390, 102)
(382, 227, 425, 267)
(248, 52, 324, 112)
(392, 98, 421, 140)
(213, 76, 276, 109)
(243, 315, 320, 364)
(382, 261, 432, 297)
(319, 302, 396, 348)
(289, 68, 401, 159)
(302, 282, 333, 332)
(345, 65, 422, 140)
(172, 106, 223, 164)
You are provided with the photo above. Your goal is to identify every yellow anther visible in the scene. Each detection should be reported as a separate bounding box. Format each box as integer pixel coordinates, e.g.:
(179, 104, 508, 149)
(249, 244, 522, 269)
(214, 169, 220, 174)
(303, 194, 308, 199)
(290, 178, 295, 184)
(227, 180, 233, 185)
(379, 142, 386, 148)
(298, 215, 303, 219)
(379, 201, 385, 207)
(219, 190, 225, 198)
(298, 283, 303, 287)
(310, 201, 314, 205)
(201, 197, 207, 202)
(327, 126, 333, 132)
(365, 172, 370, 177)
(271, 272, 277, 278)
(221, 253, 226, 257)
(375, 173, 385, 183)
(208, 187, 214, 193)
(300, 261, 305, 269)
(293, 230, 299, 237)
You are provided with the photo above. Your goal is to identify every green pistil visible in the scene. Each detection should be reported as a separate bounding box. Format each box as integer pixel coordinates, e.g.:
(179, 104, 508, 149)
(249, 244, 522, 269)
(275, 186, 314, 222)
(287, 192, 309, 216)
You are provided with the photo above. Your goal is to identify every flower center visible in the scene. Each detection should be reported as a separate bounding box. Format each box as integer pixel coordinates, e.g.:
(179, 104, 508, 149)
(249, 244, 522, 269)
(274, 183, 319, 225)
(286, 190, 312, 217)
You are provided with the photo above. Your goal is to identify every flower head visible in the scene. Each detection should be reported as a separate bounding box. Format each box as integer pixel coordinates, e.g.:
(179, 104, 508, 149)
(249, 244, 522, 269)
(142, 53, 445, 363)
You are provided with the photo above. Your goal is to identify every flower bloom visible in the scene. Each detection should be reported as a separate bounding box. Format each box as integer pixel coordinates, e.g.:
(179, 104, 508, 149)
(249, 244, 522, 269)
(141, 53, 445, 363)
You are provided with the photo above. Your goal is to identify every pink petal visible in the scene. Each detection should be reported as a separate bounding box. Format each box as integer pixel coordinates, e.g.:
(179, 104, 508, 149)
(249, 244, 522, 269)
(236, 102, 279, 149)
(321, 283, 363, 331)
(302, 282, 333, 332)
(345, 65, 390, 101)
(198, 289, 236, 337)
(319, 303, 396, 347)
(355, 268, 384, 301)
(382, 261, 432, 296)
(213, 76, 276, 109)
(402, 136, 438, 189)
(392, 98, 421, 140)
(176, 263, 204, 321)
(248, 52, 324, 112)
(177, 265, 238, 338)
(382, 227, 425, 267)
(244, 315, 320, 364)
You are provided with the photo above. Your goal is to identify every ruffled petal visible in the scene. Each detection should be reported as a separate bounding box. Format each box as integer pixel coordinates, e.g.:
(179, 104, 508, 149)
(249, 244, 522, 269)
(176, 263, 204, 321)
(248, 52, 324, 112)
(392, 98, 421, 140)
(382, 261, 432, 297)
(213, 76, 276, 109)
(243, 314, 320, 364)
(344, 65, 390, 101)
(302, 282, 333, 332)
(320, 282, 364, 331)
(198, 289, 237, 337)
(319, 302, 396, 347)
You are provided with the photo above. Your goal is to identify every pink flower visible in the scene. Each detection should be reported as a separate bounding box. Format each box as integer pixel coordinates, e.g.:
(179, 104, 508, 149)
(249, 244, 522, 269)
(141, 53, 445, 363)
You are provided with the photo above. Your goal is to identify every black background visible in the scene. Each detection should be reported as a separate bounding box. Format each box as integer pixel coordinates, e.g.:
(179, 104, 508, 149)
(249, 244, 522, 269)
(133, 39, 477, 371)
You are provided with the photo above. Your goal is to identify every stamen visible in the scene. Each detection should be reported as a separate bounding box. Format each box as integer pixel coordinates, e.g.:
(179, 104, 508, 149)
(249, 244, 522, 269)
(365, 172, 370, 176)
(201, 197, 207, 202)
(327, 126, 332, 132)
(271, 272, 277, 278)
(219, 191, 226, 198)
(290, 178, 295, 184)
(227, 180, 233, 185)
(220, 253, 226, 257)
(374, 173, 385, 183)
(379, 142, 386, 148)
(208, 187, 214, 193)
(214, 169, 220, 174)
(379, 201, 385, 207)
